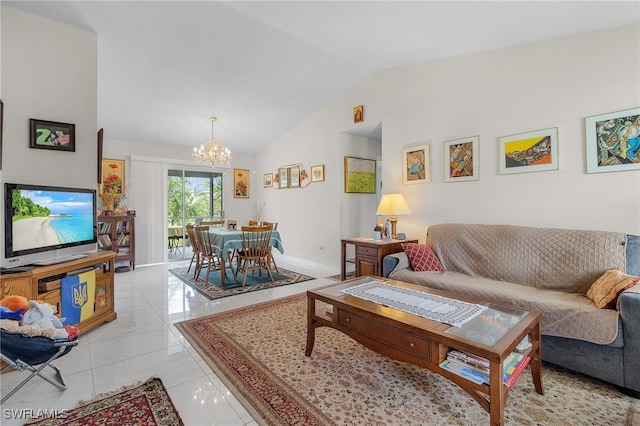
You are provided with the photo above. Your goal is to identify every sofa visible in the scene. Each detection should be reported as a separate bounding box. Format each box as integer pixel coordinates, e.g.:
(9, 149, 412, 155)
(382, 223, 640, 396)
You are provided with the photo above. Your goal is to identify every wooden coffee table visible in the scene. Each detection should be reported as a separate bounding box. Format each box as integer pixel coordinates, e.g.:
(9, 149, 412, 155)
(305, 276, 543, 426)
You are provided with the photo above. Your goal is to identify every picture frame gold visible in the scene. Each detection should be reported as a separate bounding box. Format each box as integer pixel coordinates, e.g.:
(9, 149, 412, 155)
(233, 168, 250, 198)
(402, 144, 430, 185)
(263, 173, 273, 188)
(311, 164, 325, 182)
(353, 105, 363, 123)
(344, 156, 376, 193)
(100, 158, 125, 196)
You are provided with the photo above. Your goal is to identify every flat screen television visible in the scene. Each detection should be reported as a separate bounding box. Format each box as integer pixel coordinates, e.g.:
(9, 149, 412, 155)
(2, 183, 97, 269)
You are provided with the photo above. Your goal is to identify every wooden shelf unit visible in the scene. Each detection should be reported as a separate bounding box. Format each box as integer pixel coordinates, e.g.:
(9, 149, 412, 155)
(97, 215, 135, 270)
(0, 251, 117, 333)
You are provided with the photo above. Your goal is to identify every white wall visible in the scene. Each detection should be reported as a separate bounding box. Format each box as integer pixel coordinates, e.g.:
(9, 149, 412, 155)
(259, 24, 640, 269)
(0, 7, 98, 259)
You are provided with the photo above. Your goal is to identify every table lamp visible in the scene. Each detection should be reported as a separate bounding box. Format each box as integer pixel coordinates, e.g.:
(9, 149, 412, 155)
(375, 194, 411, 239)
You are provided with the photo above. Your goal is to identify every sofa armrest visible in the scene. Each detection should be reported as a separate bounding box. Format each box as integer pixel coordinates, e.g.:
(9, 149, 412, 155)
(382, 252, 411, 277)
(619, 288, 640, 392)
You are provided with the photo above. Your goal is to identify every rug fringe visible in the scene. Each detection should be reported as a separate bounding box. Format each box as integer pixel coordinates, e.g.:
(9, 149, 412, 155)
(76, 376, 161, 405)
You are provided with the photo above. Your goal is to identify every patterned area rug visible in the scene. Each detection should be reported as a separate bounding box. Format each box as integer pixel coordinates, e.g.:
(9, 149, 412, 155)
(169, 266, 314, 300)
(26, 378, 183, 425)
(176, 294, 640, 426)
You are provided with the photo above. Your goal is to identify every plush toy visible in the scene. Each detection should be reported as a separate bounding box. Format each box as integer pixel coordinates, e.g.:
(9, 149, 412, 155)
(22, 300, 68, 339)
(0, 305, 26, 320)
(1, 295, 29, 317)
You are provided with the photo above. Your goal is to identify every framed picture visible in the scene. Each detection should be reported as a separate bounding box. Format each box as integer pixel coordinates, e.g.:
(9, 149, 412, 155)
(311, 164, 325, 182)
(353, 105, 363, 123)
(499, 127, 558, 175)
(263, 173, 273, 188)
(29, 119, 75, 152)
(344, 156, 376, 193)
(290, 165, 300, 188)
(444, 136, 479, 183)
(402, 144, 430, 185)
(279, 167, 289, 189)
(100, 158, 125, 196)
(233, 168, 250, 198)
(97, 128, 104, 184)
(585, 107, 640, 173)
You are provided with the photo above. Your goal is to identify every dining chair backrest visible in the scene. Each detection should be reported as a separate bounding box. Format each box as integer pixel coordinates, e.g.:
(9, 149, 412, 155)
(185, 224, 200, 252)
(194, 225, 214, 257)
(262, 221, 278, 231)
(240, 225, 272, 258)
(201, 220, 225, 228)
(248, 220, 259, 227)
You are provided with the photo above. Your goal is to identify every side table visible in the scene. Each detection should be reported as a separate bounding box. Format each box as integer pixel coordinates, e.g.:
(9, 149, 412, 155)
(341, 237, 417, 281)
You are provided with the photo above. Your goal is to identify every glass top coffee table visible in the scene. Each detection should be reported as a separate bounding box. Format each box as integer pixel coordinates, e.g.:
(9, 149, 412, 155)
(305, 276, 543, 426)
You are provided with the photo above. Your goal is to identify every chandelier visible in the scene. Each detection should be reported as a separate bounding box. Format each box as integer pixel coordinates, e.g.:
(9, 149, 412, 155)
(192, 117, 232, 167)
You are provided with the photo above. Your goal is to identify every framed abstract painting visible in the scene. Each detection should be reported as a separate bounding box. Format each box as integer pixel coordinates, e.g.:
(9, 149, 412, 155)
(402, 144, 430, 185)
(499, 127, 558, 175)
(585, 107, 640, 173)
(444, 136, 479, 183)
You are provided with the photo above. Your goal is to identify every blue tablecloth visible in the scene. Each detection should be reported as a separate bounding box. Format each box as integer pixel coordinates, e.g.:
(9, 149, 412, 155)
(209, 228, 284, 258)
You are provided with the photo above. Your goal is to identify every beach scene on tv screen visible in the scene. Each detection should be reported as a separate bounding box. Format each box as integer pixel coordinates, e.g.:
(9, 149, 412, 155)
(11, 189, 94, 252)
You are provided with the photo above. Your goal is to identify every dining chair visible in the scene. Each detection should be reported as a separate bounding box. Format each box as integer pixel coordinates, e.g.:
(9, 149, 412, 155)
(261, 221, 279, 273)
(248, 220, 259, 226)
(194, 225, 229, 284)
(185, 224, 201, 278)
(233, 225, 274, 287)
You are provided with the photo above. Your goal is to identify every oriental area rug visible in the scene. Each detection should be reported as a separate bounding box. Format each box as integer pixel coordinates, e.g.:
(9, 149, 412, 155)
(176, 293, 639, 426)
(169, 267, 314, 300)
(26, 378, 183, 425)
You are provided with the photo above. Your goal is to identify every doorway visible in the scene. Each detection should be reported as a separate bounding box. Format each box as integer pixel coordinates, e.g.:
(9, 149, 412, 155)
(167, 169, 224, 261)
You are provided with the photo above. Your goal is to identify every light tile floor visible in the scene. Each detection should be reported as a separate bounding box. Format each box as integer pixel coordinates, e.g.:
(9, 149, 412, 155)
(1, 253, 339, 425)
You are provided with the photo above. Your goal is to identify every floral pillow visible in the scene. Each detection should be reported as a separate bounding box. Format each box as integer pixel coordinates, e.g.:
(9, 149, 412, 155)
(586, 269, 640, 309)
(401, 243, 444, 272)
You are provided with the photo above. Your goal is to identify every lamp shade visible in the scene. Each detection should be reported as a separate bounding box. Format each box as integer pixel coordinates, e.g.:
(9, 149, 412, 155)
(376, 194, 411, 216)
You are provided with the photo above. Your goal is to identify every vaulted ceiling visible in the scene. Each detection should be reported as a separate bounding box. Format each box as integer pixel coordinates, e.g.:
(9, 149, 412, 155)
(5, 1, 639, 154)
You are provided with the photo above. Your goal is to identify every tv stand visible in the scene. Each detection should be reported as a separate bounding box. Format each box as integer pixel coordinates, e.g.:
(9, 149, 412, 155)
(0, 251, 117, 333)
(32, 253, 89, 266)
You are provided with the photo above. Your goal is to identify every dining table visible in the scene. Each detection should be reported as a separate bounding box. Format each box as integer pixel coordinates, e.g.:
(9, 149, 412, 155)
(208, 227, 284, 285)
(168, 225, 184, 252)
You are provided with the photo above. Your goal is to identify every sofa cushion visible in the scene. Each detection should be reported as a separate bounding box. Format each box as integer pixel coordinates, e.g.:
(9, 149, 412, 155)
(586, 269, 639, 309)
(402, 243, 444, 272)
(388, 268, 620, 345)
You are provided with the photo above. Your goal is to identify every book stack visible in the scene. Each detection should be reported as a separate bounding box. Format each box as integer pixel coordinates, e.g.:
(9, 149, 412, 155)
(439, 336, 532, 388)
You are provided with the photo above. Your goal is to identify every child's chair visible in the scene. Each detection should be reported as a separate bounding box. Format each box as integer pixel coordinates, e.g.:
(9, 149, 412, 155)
(1, 328, 79, 403)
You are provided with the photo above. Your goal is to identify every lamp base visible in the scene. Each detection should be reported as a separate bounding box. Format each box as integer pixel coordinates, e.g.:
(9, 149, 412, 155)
(390, 216, 398, 239)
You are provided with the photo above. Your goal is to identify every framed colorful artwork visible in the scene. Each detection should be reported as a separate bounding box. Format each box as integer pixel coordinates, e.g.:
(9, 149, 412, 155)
(279, 167, 289, 189)
(585, 107, 640, 173)
(499, 127, 558, 175)
(100, 158, 125, 196)
(263, 173, 273, 188)
(402, 144, 430, 185)
(444, 136, 479, 183)
(233, 168, 250, 198)
(344, 156, 376, 193)
(353, 105, 363, 123)
(290, 165, 300, 188)
(311, 164, 325, 182)
(29, 119, 76, 152)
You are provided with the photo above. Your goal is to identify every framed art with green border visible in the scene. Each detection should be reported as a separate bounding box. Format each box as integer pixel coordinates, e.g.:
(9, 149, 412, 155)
(344, 156, 376, 193)
(585, 107, 640, 173)
(444, 136, 479, 183)
(499, 127, 558, 175)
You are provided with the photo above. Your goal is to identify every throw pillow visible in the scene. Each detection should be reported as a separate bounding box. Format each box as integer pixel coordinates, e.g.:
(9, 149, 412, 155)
(402, 243, 444, 272)
(586, 269, 640, 309)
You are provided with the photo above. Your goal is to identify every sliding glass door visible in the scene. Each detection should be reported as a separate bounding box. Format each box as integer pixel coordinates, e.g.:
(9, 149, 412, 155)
(168, 169, 223, 260)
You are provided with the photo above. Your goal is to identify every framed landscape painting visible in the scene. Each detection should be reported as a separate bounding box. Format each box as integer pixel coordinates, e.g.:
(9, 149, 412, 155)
(344, 156, 376, 193)
(585, 107, 640, 173)
(402, 143, 430, 185)
(444, 136, 479, 183)
(499, 127, 558, 175)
